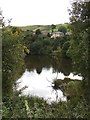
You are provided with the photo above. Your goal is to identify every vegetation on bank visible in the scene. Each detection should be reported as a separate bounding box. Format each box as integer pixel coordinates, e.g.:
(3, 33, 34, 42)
(3, 89, 88, 118)
(1, 0, 90, 118)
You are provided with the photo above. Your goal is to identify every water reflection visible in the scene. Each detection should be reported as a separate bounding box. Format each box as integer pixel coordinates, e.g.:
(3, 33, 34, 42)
(24, 55, 72, 76)
(17, 66, 82, 103)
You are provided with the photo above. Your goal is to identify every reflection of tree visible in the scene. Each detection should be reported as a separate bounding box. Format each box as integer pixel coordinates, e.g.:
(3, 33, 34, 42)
(36, 67, 42, 74)
(51, 56, 72, 76)
(58, 58, 72, 76)
(25, 55, 52, 71)
(25, 55, 72, 76)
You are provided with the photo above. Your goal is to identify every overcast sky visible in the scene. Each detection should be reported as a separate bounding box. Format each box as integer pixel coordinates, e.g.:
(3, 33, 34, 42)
(0, 0, 72, 26)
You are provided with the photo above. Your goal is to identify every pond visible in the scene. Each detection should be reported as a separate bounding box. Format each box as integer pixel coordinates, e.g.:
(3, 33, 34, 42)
(16, 55, 82, 104)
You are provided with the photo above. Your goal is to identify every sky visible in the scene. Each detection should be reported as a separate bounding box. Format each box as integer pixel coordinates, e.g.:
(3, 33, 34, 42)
(0, 0, 72, 26)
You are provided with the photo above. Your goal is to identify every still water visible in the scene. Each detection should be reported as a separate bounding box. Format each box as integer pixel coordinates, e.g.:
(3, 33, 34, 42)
(16, 55, 82, 103)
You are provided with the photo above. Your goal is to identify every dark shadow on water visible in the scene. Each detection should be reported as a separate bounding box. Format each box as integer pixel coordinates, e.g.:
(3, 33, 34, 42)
(24, 55, 73, 76)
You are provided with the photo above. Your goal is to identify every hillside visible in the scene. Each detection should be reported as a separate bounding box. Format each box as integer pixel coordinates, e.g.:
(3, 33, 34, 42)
(20, 25, 51, 31)
(18, 23, 69, 31)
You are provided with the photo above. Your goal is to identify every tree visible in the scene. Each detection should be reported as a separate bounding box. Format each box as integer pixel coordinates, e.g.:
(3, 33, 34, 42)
(2, 28, 24, 96)
(35, 29, 41, 35)
(68, 0, 90, 110)
(58, 26, 67, 35)
(51, 24, 56, 32)
(61, 41, 70, 58)
(11, 27, 22, 34)
(68, 0, 90, 73)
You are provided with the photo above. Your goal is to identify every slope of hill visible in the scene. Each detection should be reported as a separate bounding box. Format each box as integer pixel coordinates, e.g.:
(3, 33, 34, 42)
(20, 25, 51, 31)
(18, 23, 69, 32)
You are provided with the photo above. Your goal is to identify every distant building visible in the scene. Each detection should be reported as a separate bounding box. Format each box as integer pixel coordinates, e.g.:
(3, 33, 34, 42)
(41, 30, 49, 36)
(51, 32, 64, 39)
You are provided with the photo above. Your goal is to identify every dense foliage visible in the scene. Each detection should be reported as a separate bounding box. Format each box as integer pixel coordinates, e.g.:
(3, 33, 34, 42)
(2, 27, 25, 96)
(3, 93, 88, 118)
(68, 0, 90, 107)
(23, 29, 70, 58)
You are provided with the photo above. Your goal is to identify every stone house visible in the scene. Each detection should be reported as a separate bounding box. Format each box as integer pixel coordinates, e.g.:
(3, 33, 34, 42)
(51, 32, 64, 39)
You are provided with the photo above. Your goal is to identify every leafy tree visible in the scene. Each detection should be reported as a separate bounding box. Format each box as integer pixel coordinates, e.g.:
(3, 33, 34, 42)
(68, 0, 90, 110)
(30, 40, 43, 55)
(61, 41, 70, 58)
(2, 28, 25, 96)
(58, 25, 67, 35)
(35, 29, 41, 35)
(11, 27, 22, 34)
(68, 0, 89, 73)
(51, 24, 56, 32)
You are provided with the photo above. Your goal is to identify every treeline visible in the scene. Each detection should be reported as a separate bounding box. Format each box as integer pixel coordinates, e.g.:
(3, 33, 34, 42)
(23, 25, 70, 57)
